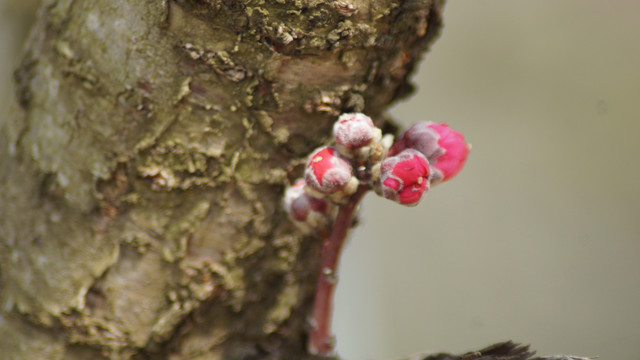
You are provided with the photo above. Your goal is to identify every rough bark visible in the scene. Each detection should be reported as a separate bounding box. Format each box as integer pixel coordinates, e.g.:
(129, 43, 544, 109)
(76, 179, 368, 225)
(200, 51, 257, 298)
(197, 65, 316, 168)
(0, 0, 444, 359)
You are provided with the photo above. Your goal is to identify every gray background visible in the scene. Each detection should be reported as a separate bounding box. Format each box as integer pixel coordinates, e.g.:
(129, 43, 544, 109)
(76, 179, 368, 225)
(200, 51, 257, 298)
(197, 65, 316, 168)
(334, 1, 640, 360)
(2, 1, 639, 360)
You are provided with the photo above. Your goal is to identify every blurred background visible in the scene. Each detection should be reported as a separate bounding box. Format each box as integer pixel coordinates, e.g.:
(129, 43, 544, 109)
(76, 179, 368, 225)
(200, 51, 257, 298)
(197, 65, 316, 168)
(2, 1, 638, 360)
(335, 1, 640, 360)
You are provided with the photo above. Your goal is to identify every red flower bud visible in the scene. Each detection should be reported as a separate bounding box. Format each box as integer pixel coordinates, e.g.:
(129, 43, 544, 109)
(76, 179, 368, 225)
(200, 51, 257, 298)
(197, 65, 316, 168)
(305, 146, 358, 195)
(284, 179, 331, 229)
(379, 149, 430, 206)
(389, 122, 469, 183)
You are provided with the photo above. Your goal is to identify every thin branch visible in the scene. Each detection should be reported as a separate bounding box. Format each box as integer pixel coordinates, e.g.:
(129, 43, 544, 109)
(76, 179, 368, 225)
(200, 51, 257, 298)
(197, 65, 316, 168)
(308, 184, 369, 355)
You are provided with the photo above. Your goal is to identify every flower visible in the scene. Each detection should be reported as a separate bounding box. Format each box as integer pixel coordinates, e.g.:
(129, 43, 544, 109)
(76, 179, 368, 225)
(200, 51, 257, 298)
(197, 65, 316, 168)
(389, 122, 469, 183)
(333, 113, 383, 161)
(305, 146, 358, 196)
(379, 149, 430, 206)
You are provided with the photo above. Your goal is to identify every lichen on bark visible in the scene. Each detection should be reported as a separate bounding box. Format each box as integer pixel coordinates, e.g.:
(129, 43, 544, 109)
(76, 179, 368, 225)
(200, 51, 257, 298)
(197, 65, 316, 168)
(0, 0, 444, 359)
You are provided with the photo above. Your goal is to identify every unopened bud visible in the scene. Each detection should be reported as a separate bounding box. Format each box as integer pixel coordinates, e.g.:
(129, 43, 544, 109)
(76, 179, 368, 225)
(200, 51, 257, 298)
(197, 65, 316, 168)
(378, 149, 430, 206)
(305, 146, 358, 198)
(333, 113, 382, 161)
(284, 179, 332, 232)
(389, 122, 469, 183)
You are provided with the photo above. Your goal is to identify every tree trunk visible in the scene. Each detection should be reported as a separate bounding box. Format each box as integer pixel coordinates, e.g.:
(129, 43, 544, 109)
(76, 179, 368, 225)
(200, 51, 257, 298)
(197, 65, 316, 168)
(0, 1, 444, 358)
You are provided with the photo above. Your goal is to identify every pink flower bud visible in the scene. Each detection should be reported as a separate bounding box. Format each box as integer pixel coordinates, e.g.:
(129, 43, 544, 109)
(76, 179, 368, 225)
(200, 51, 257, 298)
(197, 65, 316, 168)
(379, 149, 430, 206)
(389, 122, 469, 183)
(333, 113, 376, 149)
(388, 122, 439, 158)
(284, 179, 330, 229)
(333, 113, 383, 161)
(427, 123, 469, 183)
(305, 146, 358, 195)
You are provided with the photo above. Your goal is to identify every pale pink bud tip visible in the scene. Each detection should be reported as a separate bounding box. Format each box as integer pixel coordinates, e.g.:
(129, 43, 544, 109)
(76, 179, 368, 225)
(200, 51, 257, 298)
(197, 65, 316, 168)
(388, 121, 437, 157)
(333, 113, 376, 149)
(284, 179, 329, 222)
(380, 149, 430, 205)
(305, 147, 354, 194)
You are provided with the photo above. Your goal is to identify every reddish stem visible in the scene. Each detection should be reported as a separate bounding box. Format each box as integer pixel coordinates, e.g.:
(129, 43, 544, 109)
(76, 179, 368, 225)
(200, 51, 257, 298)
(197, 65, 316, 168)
(308, 185, 369, 355)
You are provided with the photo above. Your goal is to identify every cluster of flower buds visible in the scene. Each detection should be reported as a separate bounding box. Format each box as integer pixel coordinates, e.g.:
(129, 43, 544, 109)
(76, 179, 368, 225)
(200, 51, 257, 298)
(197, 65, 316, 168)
(284, 113, 470, 227)
(374, 121, 469, 206)
(287, 114, 470, 356)
(389, 121, 470, 184)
